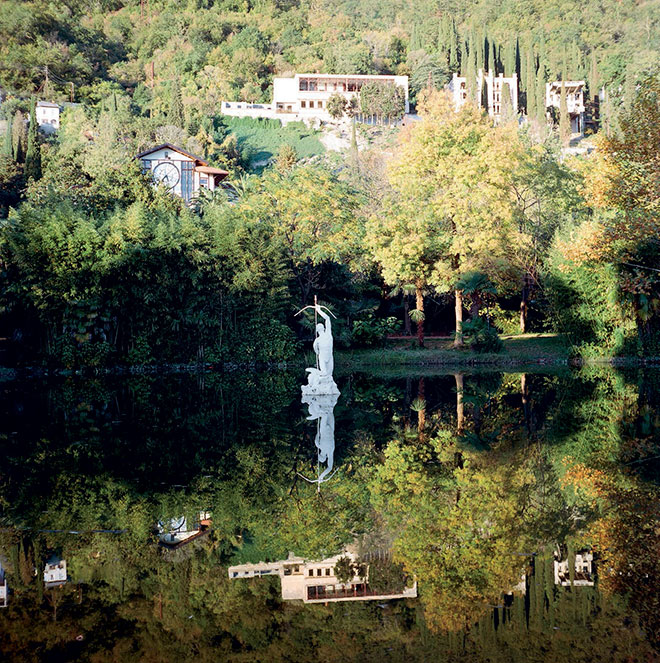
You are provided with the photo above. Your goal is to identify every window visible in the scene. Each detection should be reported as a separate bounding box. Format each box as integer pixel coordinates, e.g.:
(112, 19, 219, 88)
(299, 80, 308, 91)
(200, 177, 208, 188)
(325, 568, 331, 576)
(316, 569, 322, 576)
(308, 569, 314, 577)
(301, 100, 306, 108)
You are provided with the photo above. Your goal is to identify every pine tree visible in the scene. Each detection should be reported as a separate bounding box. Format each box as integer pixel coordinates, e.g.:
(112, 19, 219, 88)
(169, 78, 184, 127)
(24, 98, 42, 181)
(2, 112, 13, 158)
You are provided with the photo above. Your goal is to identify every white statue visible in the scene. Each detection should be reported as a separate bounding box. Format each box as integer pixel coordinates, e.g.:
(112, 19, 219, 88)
(297, 304, 340, 396)
(300, 392, 339, 488)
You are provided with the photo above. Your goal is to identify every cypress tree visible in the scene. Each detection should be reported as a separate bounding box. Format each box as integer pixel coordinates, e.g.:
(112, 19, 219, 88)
(525, 49, 535, 112)
(466, 37, 477, 102)
(476, 28, 485, 72)
(460, 39, 468, 75)
(169, 78, 184, 127)
(500, 81, 515, 122)
(449, 19, 459, 71)
(12, 111, 27, 163)
(504, 41, 515, 77)
(490, 38, 497, 74)
(559, 79, 570, 144)
(2, 112, 13, 158)
(588, 51, 598, 103)
(515, 37, 521, 79)
(624, 62, 635, 111)
(25, 98, 42, 181)
(536, 66, 547, 124)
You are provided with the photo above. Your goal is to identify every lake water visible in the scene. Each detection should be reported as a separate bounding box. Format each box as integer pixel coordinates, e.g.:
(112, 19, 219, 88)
(1, 367, 658, 661)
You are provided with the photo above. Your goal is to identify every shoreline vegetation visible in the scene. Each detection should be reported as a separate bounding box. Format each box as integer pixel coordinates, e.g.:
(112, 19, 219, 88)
(2, 334, 660, 379)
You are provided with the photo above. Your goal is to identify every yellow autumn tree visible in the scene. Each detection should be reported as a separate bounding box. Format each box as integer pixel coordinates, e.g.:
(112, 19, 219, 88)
(365, 90, 529, 347)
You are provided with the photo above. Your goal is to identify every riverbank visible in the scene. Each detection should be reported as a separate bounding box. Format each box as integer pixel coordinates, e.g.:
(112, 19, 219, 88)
(337, 333, 658, 368)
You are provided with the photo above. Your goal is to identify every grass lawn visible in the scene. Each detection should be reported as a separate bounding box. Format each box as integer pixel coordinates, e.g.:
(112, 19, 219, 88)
(222, 117, 325, 168)
(337, 333, 573, 369)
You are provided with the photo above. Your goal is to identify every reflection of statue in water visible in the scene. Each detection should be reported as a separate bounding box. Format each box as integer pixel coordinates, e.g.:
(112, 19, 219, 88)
(297, 304, 340, 396)
(300, 392, 339, 488)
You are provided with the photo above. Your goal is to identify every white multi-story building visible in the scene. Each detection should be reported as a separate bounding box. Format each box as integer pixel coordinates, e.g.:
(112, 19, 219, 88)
(228, 551, 417, 603)
(450, 70, 518, 119)
(546, 81, 586, 135)
(35, 101, 60, 133)
(222, 73, 409, 123)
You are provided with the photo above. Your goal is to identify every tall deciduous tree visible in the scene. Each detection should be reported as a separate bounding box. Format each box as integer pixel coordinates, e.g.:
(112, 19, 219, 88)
(366, 91, 527, 348)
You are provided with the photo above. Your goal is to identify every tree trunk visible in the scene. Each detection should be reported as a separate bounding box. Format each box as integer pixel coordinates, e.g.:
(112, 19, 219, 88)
(403, 293, 412, 336)
(520, 273, 530, 333)
(470, 291, 481, 320)
(415, 284, 425, 348)
(417, 377, 426, 436)
(454, 289, 464, 347)
(455, 373, 464, 433)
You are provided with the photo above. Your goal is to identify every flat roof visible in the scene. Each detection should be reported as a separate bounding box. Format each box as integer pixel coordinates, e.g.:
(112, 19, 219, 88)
(290, 73, 406, 80)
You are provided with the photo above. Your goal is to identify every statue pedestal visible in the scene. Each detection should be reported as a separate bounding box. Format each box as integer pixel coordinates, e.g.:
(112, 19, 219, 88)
(301, 368, 340, 396)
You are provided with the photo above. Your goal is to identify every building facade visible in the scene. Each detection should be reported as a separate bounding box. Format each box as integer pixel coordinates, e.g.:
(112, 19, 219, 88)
(36, 101, 60, 133)
(228, 551, 417, 603)
(136, 143, 228, 203)
(451, 70, 519, 119)
(554, 551, 594, 586)
(546, 81, 586, 135)
(222, 73, 409, 123)
(44, 560, 67, 588)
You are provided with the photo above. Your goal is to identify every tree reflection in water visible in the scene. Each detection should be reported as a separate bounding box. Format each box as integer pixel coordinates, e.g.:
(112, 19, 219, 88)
(0, 368, 658, 660)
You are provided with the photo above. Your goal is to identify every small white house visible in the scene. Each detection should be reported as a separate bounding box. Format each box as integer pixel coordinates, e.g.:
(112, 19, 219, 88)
(44, 560, 67, 588)
(136, 143, 229, 204)
(157, 511, 212, 549)
(228, 551, 417, 603)
(546, 81, 586, 135)
(554, 551, 594, 586)
(0, 565, 7, 607)
(36, 101, 60, 133)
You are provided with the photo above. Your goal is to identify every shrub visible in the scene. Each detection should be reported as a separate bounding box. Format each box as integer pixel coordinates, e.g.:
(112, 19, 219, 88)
(351, 313, 399, 347)
(461, 317, 503, 353)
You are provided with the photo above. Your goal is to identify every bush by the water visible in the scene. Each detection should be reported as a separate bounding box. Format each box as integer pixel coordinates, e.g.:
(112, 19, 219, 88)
(461, 317, 504, 353)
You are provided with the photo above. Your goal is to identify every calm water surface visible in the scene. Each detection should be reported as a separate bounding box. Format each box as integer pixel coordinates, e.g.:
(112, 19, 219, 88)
(0, 368, 659, 662)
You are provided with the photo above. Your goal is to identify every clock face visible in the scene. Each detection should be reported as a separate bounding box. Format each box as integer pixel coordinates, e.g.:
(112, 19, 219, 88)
(153, 161, 180, 189)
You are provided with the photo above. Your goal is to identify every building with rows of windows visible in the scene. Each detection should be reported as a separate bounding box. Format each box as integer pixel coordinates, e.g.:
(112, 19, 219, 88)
(228, 551, 417, 603)
(221, 73, 409, 123)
